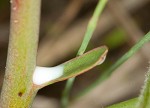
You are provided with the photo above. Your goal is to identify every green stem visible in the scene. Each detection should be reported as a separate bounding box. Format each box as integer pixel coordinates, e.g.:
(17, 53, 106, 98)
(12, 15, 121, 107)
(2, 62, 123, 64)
(77, 0, 108, 56)
(0, 0, 41, 107)
(61, 78, 75, 108)
(61, 0, 108, 107)
(76, 31, 150, 99)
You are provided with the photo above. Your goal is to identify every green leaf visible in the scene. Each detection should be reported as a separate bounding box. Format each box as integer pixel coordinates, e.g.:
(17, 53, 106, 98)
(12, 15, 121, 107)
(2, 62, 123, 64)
(39, 46, 108, 87)
(107, 98, 137, 108)
(137, 67, 150, 108)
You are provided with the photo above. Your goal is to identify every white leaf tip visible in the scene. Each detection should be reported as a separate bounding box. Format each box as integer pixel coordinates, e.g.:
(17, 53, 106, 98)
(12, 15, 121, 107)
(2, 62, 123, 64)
(33, 65, 64, 85)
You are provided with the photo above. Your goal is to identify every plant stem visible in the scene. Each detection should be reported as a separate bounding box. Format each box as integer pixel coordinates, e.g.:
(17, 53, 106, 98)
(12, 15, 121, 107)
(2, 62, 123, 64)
(61, 0, 108, 107)
(77, 0, 108, 56)
(0, 0, 41, 107)
(61, 78, 75, 108)
(76, 31, 150, 99)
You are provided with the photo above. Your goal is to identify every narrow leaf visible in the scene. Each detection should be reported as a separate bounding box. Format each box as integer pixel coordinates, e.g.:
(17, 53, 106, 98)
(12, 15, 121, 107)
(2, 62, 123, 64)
(107, 98, 137, 108)
(33, 46, 108, 88)
(137, 67, 150, 108)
